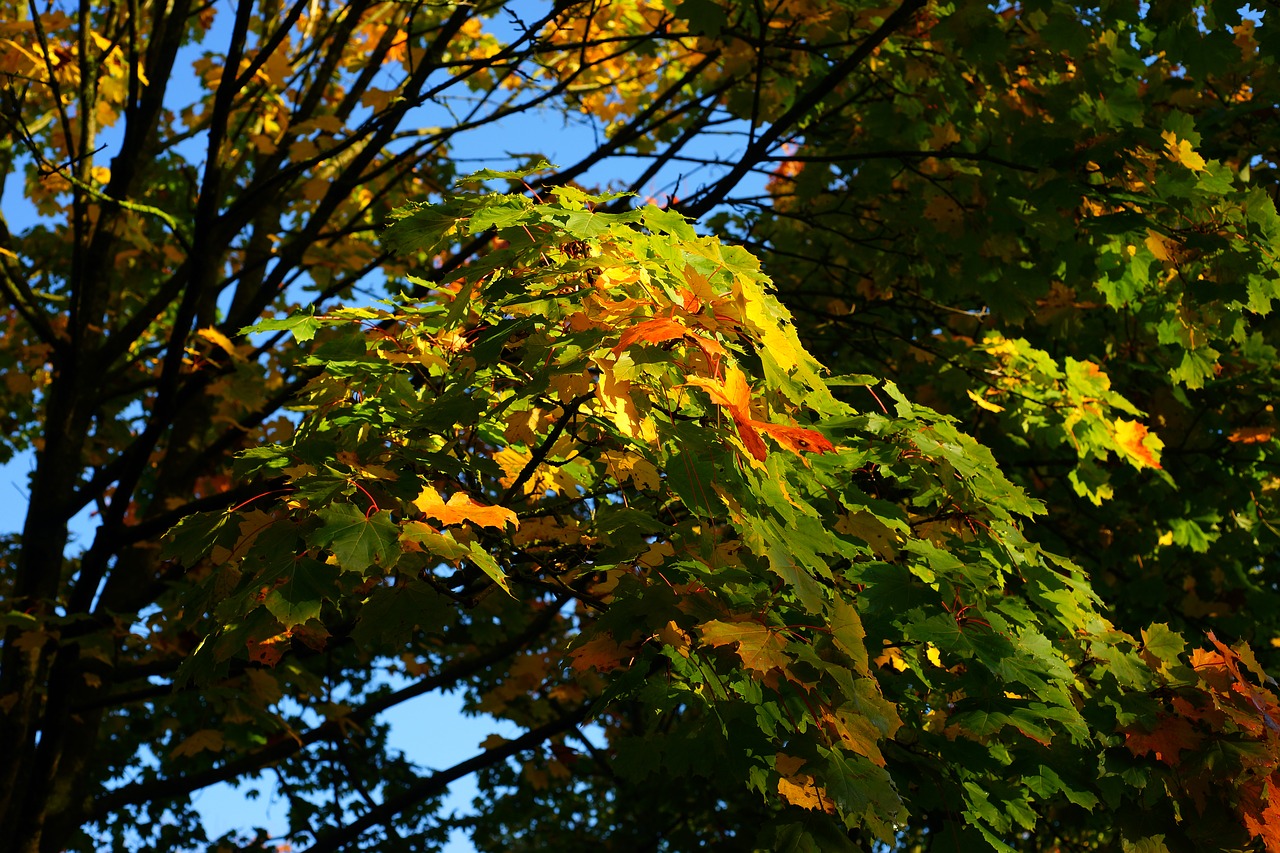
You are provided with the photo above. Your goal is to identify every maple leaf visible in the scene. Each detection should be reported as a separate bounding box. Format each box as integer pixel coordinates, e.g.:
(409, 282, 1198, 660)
(1113, 419, 1162, 470)
(1162, 130, 1207, 172)
(777, 773, 836, 813)
(612, 316, 690, 355)
(686, 366, 753, 419)
(170, 729, 225, 759)
(197, 327, 245, 362)
(568, 632, 636, 674)
(315, 505, 401, 573)
(686, 368, 769, 461)
(700, 620, 789, 674)
(1240, 777, 1280, 853)
(655, 620, 692, 657)
(246, 633, 290, 668)
(823, 708, 888, 766)
(413, 485, 518, 530)
(752, 421, 835, 456)
(1123, 715, 1201, 766)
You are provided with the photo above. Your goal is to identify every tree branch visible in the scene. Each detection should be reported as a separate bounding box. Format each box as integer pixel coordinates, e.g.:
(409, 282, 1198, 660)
(678, 0, 927, 219)
(303, 703, 590, 853)
(91, 597, 568, 815)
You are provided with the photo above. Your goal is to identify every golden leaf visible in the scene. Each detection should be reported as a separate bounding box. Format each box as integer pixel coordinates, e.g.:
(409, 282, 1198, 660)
(966, 388, 1005, 412)
(413, 486, 517, 530)
(1145, 230, 1173, 262)
(1161, 130, 1207, 172)
(197, 327, 244, 361)
(777, 774, 836, 813)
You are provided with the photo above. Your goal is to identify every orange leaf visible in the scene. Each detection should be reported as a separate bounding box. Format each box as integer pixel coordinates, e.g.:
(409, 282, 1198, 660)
(685, 366, 752, 419)
(734, 418, 769, 462)
(1123, 715, 1201, 766)
(1240, 776, 1280, 853)
(1229, 426, 1276, 444)
(413, 486, 517, 530)
(612, 317, 689, 355)
(247, 632, 290, 667)
(1113, 419, 1162, 469)
(752, 421, 835, 455)
(686, 368, 768, 461)
(568, 632, 636, 673)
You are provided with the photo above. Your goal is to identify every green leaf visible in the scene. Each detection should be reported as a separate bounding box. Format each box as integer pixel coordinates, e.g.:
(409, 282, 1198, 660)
(314, 505, 401, 573)
(243, 311, 324, 343)
(262, 556, 336, 627)
(351, 580, 453, 647)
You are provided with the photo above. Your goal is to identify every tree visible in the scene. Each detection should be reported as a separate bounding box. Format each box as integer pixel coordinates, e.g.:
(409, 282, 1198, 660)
(2, 1, 1280, 852)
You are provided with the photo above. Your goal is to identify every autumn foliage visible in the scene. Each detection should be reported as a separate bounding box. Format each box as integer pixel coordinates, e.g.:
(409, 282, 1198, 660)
(6, 0, 1280, 852)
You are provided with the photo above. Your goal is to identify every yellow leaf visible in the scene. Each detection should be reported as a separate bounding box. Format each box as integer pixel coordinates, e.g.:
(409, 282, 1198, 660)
(834, 510, 899, 559)
(197, 327, 244, 361)
(655, 620, 691, 657)
(922, 194, 964, 232)
(926, 644, 942, 667)
(308, 115, 343, 134)
(823, 708, 889, 766)
(1161, 130, 1207, 172)
(549, 370, 592, 403)
(1158, 530, 1174, 546)
(249, 133, 278, 155)
(289, 138, 319, 161)
(966, 388, 1005, 412)
(874, 644, 908, 672)
(1145, 230, 1173, 261)
(413, 486, 517, 530)
(594, 361, 657, 443)
(360, 88, 396, 112)
(777, 774, 836, 813)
